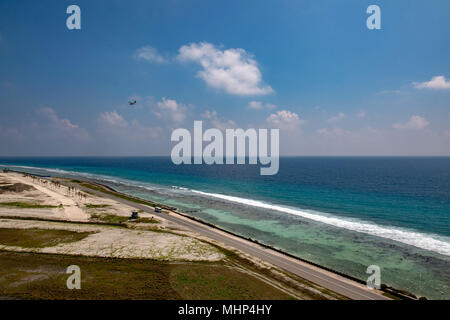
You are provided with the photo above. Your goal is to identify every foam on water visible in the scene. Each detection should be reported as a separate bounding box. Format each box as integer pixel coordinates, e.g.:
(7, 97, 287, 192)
(189, 189, 450, 256)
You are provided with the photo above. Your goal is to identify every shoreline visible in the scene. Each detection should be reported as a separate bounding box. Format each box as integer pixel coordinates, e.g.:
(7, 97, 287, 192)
(2, 168, 414, 299)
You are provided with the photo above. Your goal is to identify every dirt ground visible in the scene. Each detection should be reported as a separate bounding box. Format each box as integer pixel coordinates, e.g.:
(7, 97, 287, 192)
(0, 172, 223, 261)
(0, 219, 224, 261)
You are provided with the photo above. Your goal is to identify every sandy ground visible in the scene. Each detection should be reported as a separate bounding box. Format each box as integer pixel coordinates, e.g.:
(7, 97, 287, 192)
(2, 173, 89, 221)
(0, 172, 166, 223)
(0, 218, 223, 261)
(0, 172, 223, 261)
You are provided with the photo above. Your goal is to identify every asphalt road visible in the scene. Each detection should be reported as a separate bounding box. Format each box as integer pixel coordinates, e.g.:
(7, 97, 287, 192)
(80, 184, 389, 300)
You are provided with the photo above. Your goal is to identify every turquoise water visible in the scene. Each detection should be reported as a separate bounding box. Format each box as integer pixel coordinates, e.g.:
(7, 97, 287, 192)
(1, 157, 449, 299)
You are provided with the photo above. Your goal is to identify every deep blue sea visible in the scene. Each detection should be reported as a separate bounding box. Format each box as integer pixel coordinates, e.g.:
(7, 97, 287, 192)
(1, 157, 449, 299)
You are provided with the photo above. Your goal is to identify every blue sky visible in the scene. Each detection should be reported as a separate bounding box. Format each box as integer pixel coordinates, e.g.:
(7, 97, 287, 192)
(0, 0, 449, 155)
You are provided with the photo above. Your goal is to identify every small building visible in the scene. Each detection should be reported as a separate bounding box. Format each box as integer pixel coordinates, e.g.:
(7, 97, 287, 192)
(130, 211, 139, 219)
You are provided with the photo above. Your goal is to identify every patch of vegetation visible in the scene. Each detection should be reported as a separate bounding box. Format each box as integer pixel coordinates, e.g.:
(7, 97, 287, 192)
(170, 264, 293, 300)
(209, 243, 343, 300)
(0, 251, 295, 300)
(0, 202, 58, 209)
(0, 228, 93, 248)
(84, 204, 110, 209)
(0, 183, 35, 194)
(90, 214, 129, 224)
(90, 213, 158, 225)
(129, 217, 158, 224)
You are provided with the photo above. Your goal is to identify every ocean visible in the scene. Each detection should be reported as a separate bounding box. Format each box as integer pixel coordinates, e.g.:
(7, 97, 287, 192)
(1, 156, 449, 299)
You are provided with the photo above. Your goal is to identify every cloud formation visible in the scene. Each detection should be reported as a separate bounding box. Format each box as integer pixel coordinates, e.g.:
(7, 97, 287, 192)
(155, 97, 187, 123)
(327, 112, 345, 123)
(134, 45, 165, 63)
(33, 107, 89, 144)
(413, 76, 450, 90)
(248, 101, 276, 110)
(357, 111, 366, 118)
(100, 111, 128, 127)
(266, 110, 303, 130)
(177, 42, 273, 95)
(201, 110, 237, 130)
(393, 115, 430, 130)
(39, 107, 79, 130)
(317, 127, 352, 137)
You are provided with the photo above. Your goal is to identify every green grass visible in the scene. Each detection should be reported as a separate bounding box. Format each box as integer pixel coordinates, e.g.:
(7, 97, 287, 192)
(212, 244, 343, 300)
(90, 214, 158, 224)
(90, 214, 129, 224)
(170, 264, 292, 299)
(0, 202, 58, 209)
(0, 251, 294, 300)
(0, 228, 93, 248)
(84, 204, 110, 208)
(129, 217, 159, 224)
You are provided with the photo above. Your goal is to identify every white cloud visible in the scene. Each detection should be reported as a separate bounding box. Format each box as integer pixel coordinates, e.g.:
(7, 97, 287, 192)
(317, 127, 352, 136)
(413, 75, 450, 90)
(177, 42, 273, 96)
(317, 128, 329, 135)
(100, 111, 128, 127)
(201, 110, 218, 119)
(201, 110, 236, 130)
(35, 107, 89, 143)
(155, 97, 186, 123)
(248, 101, 263, 110)
(393, 115, 430, 130)
(39, 107, 79, 130)
(266, 110, 303, 130)
(327, 112, 345, 123)
(248, 101, 277, 110)
(134, 45, 165, 63)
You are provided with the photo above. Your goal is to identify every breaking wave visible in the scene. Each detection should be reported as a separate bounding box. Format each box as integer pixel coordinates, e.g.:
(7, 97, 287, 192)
(189, 189, 450, 256)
